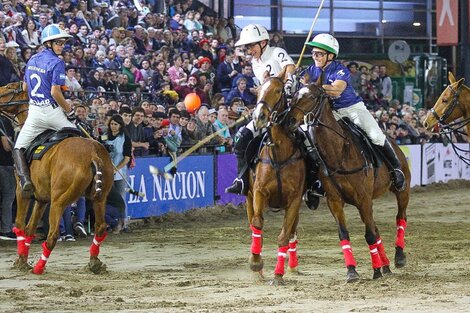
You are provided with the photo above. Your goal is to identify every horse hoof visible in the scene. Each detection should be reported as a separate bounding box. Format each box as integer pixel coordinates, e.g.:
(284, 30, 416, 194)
(88, 258, 107, 274)
(395, 247, 407, 268)
(287, 266, 300, 275)
(269, 275, 285, 286)
(346, 267, 360, 283)
(372, 268, 383, 279)
(382, 265, 393, 275)
(249, 254, 264, 272)
(32, 266, 45, 275)
(13, 257, 32, 271)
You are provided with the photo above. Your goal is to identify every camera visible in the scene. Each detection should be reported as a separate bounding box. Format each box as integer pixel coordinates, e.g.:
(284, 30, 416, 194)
(103, 143, 114, 152)
(87, 113, 97, 120)
(237, 106, 246, 113)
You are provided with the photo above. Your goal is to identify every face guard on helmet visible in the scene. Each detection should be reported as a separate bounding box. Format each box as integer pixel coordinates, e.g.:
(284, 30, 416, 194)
(306, 33, 339, 57)
(235, 24, 270, 47)
(41, 24, 73, 44)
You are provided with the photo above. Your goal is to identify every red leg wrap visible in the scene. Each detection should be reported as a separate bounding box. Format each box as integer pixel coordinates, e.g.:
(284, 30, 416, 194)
(288, 239, 299, 268)
(33, 241, 52, 275)
(395, 219, 407, 249)
(13, 227, 35, 258)
(274, 245, 289, 276)
(376, 236, 390, 266)
(340, 239, 357, 268)
(250, 225, 262, 255)
(369, 243, 382, 269)
(90, 232, 108, 257)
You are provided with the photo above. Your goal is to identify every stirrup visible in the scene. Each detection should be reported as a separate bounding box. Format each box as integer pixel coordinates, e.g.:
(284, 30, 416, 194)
(225, 178, 247, 195)
(20, 181, 34, 198)
(392, 169, 406, 192)
(303, 189, 320, 210)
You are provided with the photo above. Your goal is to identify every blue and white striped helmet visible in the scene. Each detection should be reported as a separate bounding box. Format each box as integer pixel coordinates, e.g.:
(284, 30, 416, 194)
(41, 24, 72, 44)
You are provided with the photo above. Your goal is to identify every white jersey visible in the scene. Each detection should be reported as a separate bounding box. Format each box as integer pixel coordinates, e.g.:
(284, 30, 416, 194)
(252, 46, 294, 86)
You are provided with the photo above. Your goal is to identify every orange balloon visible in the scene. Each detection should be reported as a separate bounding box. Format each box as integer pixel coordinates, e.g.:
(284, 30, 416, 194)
(184, 93, 201, 113)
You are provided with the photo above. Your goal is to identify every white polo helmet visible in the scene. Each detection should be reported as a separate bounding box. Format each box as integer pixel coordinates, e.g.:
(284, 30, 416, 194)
(235, 24, 270, 47)
(41, 24, 72, 44)
(306, 33, 339, 56)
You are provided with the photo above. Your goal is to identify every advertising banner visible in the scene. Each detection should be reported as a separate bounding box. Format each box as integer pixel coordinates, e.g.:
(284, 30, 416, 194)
(436, 0, 459, 46)
(216, 153, 246, 205)
(399, 145, 421, 187)
(126, 155, 214, 218)
(422, 143, 470, 184)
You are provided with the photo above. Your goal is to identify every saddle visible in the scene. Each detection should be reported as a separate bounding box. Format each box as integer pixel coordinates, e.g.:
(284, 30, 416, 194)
(25, 127, 83, 164)
(338, 117, 383, 169)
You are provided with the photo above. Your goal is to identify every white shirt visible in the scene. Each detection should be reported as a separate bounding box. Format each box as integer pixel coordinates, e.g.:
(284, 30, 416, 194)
(252, 45, 294, 86)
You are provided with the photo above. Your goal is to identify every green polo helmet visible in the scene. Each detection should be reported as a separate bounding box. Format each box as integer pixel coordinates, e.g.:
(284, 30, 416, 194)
(306, 33, 339, 56)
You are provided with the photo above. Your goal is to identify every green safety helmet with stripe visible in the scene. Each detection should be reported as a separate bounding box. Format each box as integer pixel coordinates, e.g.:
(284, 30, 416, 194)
(306, 33, 339, 57)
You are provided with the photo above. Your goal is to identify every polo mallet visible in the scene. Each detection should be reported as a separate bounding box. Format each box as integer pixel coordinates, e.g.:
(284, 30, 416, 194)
(149, 115, 248, 179)
(295, 0, 326, 68)
(77, 124, 145, 198)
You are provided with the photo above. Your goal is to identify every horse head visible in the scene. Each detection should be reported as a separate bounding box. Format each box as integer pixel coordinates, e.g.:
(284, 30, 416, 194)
(287, 83, 329, 132)
(424, 72, 467, 131)
(252, 77, 287, 130)
(0, 82, 29, 127)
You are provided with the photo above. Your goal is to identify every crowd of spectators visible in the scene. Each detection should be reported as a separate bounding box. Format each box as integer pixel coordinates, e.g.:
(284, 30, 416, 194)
(0, 0, 464, 240)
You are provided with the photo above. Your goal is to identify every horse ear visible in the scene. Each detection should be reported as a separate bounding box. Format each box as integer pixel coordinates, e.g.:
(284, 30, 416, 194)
(457, 78, 465, 88)
(448, 72, 456, 84)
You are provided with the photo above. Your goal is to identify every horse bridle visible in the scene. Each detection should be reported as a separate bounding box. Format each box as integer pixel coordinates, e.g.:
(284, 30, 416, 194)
(430, 83, 463, 127)
(0, 84, 29, 127)
(256, 78, 289, 125)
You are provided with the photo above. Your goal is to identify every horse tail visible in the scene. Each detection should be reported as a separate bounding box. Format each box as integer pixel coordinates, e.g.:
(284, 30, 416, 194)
(91, 156, 104, 200)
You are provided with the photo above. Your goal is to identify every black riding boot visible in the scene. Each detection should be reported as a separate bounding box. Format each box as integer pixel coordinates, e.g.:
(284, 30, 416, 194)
(300, 128, 324, 210)
(225, 127, 254, 196)
(12, 148, 34, 198)
(379, 139, 406, 192)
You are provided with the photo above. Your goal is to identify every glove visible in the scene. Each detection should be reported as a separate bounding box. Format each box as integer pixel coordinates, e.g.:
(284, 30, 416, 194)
(284, 79, 293, 97)
(169, 166, 177, 176)
(66, 109, 76, 122)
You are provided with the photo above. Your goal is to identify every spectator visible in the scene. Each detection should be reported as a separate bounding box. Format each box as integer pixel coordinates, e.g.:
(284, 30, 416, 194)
(103, 114, 132, 233)
(168, 53, 188, 87)
(174, 74, 209, 105)
(21, 16, 40, 48)
(379, 64, 392, 105)
(232, 62, 257, 95)
(126, 107, 150, 156)
(181, 116, 199, 148)
(226, 77, 256, 106)
(348, 61, 361, 94)
(213, 107, 233, 152)
(65, 65, 82, 97)
(270, 32, 286, 49)
(167, 108, 183, 144)
(194, 105, 222, 151)
(217, 49, 241, 98)
(0, 115, 16, 240)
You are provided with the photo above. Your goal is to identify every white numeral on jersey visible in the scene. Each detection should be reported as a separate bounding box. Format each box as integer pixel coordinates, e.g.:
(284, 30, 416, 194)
(30, 74, 45, 98)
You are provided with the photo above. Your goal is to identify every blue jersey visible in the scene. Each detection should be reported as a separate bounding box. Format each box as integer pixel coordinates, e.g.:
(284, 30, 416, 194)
(24, 49, 66, 107)
(302, 60, 362, 109)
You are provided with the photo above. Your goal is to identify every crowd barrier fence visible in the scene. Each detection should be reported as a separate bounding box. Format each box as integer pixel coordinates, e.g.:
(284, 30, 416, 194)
(126, 143, 470, 218)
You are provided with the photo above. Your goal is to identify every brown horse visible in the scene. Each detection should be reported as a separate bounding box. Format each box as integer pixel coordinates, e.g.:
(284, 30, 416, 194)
(287, 84, 410, 282)
(423, 72, 470, 135)
(0, 82, 114, 274)
(246, 77, 305, 285)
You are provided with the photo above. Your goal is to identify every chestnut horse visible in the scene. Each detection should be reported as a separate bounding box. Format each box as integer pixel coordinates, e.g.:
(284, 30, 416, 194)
(287, 84, 410, 282)
(0, 82, 114, 274)
(247, 77, 305, 285)
(423, 72, 470, 136)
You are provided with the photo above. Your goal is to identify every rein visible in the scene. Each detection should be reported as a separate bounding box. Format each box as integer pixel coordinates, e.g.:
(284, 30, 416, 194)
(0, 84, 29, 127)
(431, 83, 470, 165)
